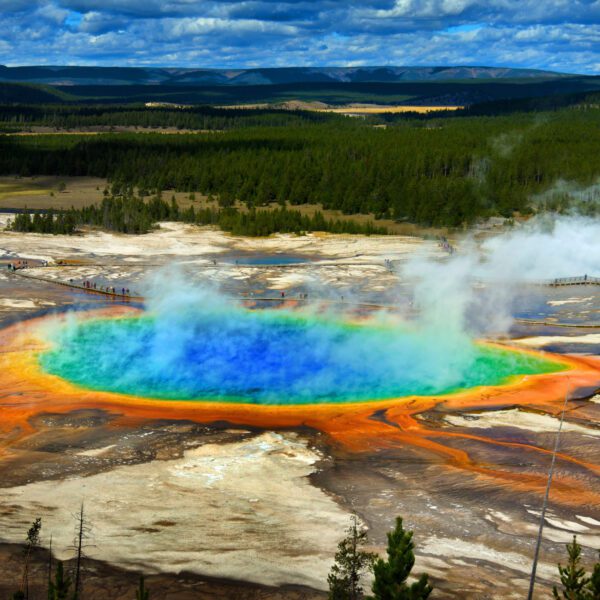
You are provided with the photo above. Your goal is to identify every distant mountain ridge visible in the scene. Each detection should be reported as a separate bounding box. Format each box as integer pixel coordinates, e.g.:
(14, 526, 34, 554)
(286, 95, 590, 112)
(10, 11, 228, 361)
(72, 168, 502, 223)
(0, 65, 570, 86)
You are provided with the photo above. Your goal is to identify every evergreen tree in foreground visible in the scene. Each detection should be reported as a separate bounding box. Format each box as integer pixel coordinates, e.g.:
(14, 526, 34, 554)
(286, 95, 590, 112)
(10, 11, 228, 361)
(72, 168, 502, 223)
(136, 574, 150, 600)
(553, 536, 600, 600)
(588, 553, 600, 600)
(18, 517, 42, 600)
(48, 562, 71, 600)
(369, 517, 432, 600)
(553, 536, 590, 599)
(328, 515, 376, 600)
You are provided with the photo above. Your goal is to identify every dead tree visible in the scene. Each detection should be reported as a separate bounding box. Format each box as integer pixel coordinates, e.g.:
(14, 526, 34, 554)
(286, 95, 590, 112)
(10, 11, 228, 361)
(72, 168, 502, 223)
(71, 503, 93, 600)
(47, 534, 53, 599)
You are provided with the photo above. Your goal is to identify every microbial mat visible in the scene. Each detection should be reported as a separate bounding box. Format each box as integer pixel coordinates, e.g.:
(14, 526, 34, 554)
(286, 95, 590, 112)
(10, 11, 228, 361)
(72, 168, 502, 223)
(39, 309, 564, 404)
(3, 305, 599, 509)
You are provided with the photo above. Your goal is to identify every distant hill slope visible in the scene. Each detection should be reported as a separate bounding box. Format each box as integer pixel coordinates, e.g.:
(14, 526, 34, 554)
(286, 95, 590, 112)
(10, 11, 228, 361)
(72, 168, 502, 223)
(50, 77, 600, 106)
(0, 65, 571, 87)
(1, 67, 598, 108)
(0, 82, 73, 103)
(466, 89, 600, 115)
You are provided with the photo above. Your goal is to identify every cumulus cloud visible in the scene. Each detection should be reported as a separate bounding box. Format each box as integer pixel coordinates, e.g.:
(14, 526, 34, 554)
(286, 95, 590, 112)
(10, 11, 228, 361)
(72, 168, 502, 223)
(0, 0, 598, 72)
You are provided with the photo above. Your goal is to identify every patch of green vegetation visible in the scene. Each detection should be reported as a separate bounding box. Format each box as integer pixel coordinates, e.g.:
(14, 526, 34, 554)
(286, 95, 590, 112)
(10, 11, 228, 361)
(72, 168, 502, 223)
(9, 193, 387, 236)
(0, 182, 50, 200)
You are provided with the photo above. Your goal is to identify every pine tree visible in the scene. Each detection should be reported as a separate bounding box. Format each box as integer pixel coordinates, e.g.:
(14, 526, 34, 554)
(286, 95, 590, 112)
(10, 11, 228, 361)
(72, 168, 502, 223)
(328, 515, 376, 600)
(136, 575, 149, 600)
(586, 553, 600, 600)
(552, 537, 600, 600)
(48, 562, 71, 600)
(554, 536, 591, 600)
(368, 517, 432, 600)
(19, 517, 42, 600)
(553, 536, 590, 600)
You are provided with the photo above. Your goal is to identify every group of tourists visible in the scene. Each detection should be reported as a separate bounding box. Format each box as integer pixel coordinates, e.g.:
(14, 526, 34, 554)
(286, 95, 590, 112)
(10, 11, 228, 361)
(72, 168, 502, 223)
(6, 259, 45, 271)
(438, 236, 455, 254)
(80, 279, 131, 296)
(6, 257, 130, 298)
(240, 290, 309, 300)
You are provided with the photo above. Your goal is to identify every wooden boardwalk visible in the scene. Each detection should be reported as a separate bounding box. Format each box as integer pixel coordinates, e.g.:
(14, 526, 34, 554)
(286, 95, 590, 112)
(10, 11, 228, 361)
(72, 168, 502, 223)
(547, 275, 600, 286)
(7, 258, 599, 315)
(8, 268, 400, 310)
(514, 318, 600, 329)
(9, 269, 143, 302)
(8, 267, 600, 327)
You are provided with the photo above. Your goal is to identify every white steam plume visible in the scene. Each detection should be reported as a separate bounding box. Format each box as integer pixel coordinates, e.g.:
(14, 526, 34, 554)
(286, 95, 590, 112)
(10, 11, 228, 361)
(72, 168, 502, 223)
(403, 215, 600, 338)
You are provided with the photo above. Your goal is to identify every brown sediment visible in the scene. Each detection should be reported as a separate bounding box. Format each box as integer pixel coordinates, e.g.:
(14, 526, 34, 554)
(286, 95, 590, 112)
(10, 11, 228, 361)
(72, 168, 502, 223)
(1, 306, 599, 508)
(0, 543, 326, 600)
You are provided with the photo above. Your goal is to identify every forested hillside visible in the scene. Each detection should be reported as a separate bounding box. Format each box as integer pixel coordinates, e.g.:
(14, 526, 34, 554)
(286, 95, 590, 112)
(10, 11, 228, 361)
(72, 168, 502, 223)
(0, 83, 73, 104)
(1, 107, 599, 228)
(2, 75, 600, 106)
(0, 104, 337, 131)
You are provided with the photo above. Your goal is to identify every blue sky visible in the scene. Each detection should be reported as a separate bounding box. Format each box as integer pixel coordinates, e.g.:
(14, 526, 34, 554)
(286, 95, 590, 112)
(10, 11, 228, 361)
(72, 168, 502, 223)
(1, 0, 599, 73)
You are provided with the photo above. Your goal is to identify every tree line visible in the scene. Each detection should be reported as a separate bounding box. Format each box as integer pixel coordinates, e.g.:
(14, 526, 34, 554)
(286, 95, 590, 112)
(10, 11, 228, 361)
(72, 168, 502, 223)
(8, 507, 149, 600)
(7, 511, 599, 600)
(327, 517, 600, 600)
(1, 106, 599, 228)
(8, 211, 77, 235)
(8, 193, 388, 237)
(0, 104, 339, 132)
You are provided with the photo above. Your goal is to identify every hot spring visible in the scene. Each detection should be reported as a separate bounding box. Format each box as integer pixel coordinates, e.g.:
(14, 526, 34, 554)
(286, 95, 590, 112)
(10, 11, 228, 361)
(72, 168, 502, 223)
(38, 308, 565, 405)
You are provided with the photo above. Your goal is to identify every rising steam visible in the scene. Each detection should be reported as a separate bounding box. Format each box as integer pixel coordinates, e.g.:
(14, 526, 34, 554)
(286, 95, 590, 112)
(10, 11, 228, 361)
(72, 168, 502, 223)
(38, 263, 562, 405)
(37, 214, 596, 405)
(404, 215, 600, 338)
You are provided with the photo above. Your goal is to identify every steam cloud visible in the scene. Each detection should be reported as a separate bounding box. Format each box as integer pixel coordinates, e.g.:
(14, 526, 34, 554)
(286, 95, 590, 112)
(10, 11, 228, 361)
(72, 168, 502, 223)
(38, 214, 596, 405)
(404, 215, 600, 338)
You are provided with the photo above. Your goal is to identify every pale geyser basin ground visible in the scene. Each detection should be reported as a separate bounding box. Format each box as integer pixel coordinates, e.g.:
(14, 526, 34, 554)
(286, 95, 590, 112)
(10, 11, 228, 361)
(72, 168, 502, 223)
(0, 219, 436, 264)
(444, 408, 600, 438)
(0, 432, 349, 589)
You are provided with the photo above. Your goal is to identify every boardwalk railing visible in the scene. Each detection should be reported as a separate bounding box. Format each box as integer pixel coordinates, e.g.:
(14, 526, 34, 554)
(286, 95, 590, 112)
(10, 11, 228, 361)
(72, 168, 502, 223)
(9, 270, 143, 302)
(8, 266, 600, 327)
(547, 275, 600, 286)
(9, 269, 400, 309)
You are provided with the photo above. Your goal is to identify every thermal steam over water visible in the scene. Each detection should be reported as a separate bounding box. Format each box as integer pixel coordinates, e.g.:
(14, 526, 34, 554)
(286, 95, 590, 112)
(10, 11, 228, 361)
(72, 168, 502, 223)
(38, 309, 564, 405)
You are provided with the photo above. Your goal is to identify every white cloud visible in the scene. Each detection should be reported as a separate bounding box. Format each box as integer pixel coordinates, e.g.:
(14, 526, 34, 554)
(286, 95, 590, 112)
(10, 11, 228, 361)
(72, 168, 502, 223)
(167, 16, 298, 37)
(34, 3, 70, 23)
(0, 0, 597, 73)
